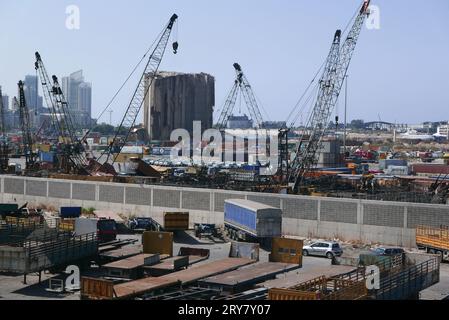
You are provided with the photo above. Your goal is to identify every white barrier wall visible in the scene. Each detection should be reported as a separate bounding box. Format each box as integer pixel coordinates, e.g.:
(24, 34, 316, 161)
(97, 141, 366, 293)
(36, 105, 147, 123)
(2, 176, 449, 247)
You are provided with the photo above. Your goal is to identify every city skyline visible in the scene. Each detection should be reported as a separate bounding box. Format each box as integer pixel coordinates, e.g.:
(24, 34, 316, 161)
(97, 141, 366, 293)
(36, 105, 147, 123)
(0, 0, 448, 126)
(61, 69, 93, 127)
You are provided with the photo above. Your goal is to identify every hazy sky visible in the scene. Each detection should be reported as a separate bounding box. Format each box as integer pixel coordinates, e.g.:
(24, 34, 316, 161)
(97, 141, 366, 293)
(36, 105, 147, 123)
(1, 0, 448, 125)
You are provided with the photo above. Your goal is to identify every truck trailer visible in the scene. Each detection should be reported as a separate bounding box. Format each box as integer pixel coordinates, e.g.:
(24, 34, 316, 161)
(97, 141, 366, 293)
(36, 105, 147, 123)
(224, 199, 282, 246)
(416, 225, 449, 262)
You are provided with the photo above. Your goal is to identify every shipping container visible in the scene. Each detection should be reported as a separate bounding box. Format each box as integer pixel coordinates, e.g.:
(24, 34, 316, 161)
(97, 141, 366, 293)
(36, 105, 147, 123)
(39, 151, 55, 163)
(163, 212, 189, 231)
(224, 199, 282, 246)
(385, 165, 409, 176)
(60, 207, 82, 218)
(0, 204, 19, 218)
(379, 159, 408, 170)
(409, 163, 449, 175)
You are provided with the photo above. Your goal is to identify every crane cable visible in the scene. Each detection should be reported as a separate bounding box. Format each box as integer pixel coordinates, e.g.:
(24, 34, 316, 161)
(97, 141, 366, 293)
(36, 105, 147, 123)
(285, 60, 325, 128)
(83, 26, 166, 142)
(285, 0, 364, 129)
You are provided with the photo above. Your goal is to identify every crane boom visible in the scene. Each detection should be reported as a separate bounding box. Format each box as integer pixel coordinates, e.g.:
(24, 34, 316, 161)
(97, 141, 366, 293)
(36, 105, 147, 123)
(216, 63, 264, 130)
(216, 81, 239, 130)
(234, 63, 264, 129)
(18, 81, 36, 169)
(105, 14, 178, 164)
(35, 52, 90, 174)
(290, 0, 371, 192)
(35, 52, 64, 141)
(289, 30, 341, 190)
(51, 75, 90, 170)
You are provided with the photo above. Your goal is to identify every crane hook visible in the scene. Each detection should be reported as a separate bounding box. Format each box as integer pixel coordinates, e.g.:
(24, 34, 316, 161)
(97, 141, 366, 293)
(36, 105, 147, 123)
(172, 41, 179, 54)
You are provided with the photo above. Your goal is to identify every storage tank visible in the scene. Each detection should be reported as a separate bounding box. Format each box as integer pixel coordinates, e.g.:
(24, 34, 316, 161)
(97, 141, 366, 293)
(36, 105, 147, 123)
(224, 199, 282, 246)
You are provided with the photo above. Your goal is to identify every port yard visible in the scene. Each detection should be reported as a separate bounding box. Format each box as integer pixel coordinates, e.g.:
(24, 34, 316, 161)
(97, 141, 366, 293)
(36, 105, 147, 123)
(0, 0, 448, 305)
(0, 229, 448, 300)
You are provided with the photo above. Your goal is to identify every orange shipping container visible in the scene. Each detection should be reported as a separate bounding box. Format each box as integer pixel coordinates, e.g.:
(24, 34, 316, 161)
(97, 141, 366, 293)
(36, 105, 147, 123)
(163, 212, 189, 231)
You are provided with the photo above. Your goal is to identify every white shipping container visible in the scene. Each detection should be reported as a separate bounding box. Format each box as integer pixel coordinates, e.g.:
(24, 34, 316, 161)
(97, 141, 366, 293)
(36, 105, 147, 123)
(121, 146, 144, 154)
(74, 218, 97, 236)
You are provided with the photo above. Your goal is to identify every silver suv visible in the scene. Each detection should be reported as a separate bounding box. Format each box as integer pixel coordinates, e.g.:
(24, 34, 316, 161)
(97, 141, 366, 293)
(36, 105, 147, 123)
(302, 241, 343, 259)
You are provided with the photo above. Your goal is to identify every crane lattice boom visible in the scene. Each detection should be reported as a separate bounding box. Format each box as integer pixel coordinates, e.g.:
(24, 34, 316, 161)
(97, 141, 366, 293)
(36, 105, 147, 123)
(105, 14, 178, 164)
(35, 52, 90, 174)
(18, 81, 36, 169)
(0, 87, 8, 172)
(290, 0, 371, 192)
(216, 63, 264, 130)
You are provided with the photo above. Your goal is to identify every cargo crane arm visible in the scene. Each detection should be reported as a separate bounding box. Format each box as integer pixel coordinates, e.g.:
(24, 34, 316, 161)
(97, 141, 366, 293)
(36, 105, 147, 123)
(34, 52, 64, 141)
(289, 0, 371, 193)
(216, 80, 239, 130)
(18, 81, 37, 169)
(51, 75, 90, 169)
(0, 87, 8, 172)
(104, 14, 179, 164)
(233, 63, 264, 129)
(35, 52, 90, 174)
(216, 63, 264, 130)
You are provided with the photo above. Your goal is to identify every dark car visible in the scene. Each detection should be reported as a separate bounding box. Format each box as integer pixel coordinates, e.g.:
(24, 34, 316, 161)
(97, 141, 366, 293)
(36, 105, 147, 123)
(372, 247, 405, 256)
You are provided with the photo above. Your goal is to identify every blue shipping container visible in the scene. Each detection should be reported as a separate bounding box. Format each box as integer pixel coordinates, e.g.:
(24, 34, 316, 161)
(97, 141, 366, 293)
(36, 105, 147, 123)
(39, 151, 55, 163)
(224, 202, 257, 233)
(60, 207, 82, 218)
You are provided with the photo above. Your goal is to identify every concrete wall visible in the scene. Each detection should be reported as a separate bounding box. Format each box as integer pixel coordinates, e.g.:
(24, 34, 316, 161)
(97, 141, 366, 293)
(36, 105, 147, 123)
(2, 176, 449, 248)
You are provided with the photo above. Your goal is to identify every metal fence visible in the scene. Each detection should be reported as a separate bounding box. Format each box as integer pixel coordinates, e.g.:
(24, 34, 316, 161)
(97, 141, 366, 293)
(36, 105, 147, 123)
(373, 256, 440, 300)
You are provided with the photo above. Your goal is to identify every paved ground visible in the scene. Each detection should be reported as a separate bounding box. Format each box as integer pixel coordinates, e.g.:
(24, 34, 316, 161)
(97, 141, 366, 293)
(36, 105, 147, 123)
(1, 231, 448, 300)
(420, 262, 449, 300)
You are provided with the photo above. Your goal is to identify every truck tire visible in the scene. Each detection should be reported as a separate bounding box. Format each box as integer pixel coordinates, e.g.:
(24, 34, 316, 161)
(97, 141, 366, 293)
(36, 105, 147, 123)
(438, 250, 444, 263)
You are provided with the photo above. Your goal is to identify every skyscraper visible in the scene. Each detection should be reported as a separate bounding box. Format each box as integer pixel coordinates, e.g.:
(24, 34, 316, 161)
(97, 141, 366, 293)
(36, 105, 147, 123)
(0, 86, 8, 111)
(61, 70, 92, 128)
(78, 82, 92, 126)
(23, 75, 43, 110)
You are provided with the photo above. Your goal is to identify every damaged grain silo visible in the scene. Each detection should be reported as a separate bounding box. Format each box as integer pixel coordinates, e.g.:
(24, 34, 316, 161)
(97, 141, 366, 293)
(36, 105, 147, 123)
(144, 72, 215, 141)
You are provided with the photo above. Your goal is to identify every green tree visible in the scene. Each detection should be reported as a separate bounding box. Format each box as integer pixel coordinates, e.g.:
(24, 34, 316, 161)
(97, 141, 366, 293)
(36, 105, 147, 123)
(350, 119, 365, 129)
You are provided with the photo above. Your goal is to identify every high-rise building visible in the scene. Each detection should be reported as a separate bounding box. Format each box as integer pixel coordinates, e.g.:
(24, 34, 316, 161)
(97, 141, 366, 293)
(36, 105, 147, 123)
(1, 87, 8, 111)
(23, 75, 43, 110)
(61, 70, 92, 128)
(78, 82, 92, 126)
(144, 72, 215, 141)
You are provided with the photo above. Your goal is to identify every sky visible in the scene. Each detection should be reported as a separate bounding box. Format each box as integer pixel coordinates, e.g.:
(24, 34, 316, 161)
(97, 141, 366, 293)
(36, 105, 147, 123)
(0, 0, 448, 126)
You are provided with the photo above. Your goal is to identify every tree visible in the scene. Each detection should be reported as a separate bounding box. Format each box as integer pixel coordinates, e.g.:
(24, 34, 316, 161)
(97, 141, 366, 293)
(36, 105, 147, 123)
(350, 119, 365, 129)
(91, 123, 116, 135)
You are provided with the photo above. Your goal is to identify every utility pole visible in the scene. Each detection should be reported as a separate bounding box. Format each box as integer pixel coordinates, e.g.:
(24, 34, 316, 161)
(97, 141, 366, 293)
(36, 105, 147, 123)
(343, 74, 348, 152)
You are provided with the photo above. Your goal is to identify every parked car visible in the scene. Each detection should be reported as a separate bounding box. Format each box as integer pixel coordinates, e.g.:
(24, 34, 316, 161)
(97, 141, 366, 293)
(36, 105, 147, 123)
(302, 241, 343, 259)
(371, 247, 404, 256)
